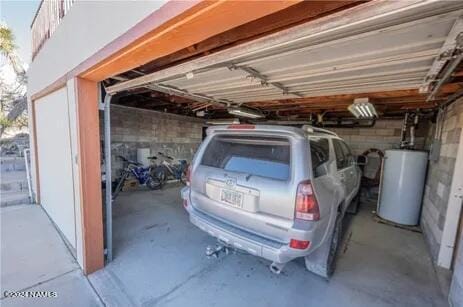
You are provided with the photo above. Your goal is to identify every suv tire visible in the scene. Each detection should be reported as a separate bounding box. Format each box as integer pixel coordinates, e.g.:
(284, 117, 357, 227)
(346, 192, 360, 215)
(326, 211, 343, 277)
(305, 211, 343, 279)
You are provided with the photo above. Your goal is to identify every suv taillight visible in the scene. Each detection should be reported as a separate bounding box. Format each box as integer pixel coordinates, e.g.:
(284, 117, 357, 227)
(295, 180, 320, 221)
(289, 239, 310, 250)
(186, 165, 192, 186)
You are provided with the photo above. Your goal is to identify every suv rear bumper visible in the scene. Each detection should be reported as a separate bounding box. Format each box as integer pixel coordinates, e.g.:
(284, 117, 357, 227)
(181, 187, 311, 264)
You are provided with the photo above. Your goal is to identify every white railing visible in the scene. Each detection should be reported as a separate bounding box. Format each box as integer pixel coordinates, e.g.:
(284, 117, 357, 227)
(31, 0, 75, 60)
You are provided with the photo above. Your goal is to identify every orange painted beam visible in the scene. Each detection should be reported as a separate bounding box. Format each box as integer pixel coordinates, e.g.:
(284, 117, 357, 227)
(75, 78, 104, 274)
(81, 0, 302, 81)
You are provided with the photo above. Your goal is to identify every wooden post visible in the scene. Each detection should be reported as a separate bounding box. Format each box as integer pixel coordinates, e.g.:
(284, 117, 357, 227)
(75, 78, 104, 274)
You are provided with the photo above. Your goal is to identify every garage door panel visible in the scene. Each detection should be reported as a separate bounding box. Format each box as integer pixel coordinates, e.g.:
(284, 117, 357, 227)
(36, 87, 76, 248)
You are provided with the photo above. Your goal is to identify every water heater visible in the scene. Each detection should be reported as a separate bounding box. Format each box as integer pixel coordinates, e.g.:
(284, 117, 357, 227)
(137, 148, 151, 167)
(377, 149, 428, 225)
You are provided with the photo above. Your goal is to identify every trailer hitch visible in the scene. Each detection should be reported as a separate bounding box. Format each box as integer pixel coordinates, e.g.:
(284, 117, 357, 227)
(205, 243, 230, 258)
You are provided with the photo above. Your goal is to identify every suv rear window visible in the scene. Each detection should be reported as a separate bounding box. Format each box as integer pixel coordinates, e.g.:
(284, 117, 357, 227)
(201, 135, 290, 180)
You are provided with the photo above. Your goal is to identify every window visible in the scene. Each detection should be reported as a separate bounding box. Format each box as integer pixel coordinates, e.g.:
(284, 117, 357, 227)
(340, 141, 354, 166)
(333, 139, 347, 170)
(201, 135, 290, 181)
(310, 138, 330, 177)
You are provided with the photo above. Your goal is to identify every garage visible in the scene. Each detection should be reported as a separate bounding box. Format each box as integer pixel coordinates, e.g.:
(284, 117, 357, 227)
(27, 0, 463, 306)
(84, 1, 463, 305)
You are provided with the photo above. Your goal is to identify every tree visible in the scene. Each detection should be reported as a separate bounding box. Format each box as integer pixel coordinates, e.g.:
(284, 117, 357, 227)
(0, 23, 27, 138)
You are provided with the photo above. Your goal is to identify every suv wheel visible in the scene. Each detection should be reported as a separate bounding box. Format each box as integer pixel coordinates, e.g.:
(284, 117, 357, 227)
(346, 192, 360, 215)
(326, 211, 343, 277)
(304, 210, 343, 279)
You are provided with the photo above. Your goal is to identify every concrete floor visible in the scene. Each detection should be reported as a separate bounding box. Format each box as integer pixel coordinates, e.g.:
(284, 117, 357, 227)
(0, 205, 102, 306)
(89, 186, 447, 307)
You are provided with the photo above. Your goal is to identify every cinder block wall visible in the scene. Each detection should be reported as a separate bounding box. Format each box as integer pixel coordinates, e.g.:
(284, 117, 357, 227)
(328, 119, 429, 156)
(101, 105, 204, 177)
(421, 104, 460, 263)
(421, 98, 462, 263)
(421, 97, 463, 306)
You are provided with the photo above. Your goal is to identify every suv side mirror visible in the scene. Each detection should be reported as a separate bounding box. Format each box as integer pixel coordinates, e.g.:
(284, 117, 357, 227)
(356, 155, 367, 166)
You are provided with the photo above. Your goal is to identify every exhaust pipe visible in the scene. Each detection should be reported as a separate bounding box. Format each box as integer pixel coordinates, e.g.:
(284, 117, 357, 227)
(269, 262, 286, 274)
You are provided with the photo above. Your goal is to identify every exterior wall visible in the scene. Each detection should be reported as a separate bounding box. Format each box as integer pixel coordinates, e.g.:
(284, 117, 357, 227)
(33, 83, 83, 267)
(328, 119, 428, 155)
(421, 98, 463, 263)
(104, 105, 204, 178)
(28, 0, 166, 95)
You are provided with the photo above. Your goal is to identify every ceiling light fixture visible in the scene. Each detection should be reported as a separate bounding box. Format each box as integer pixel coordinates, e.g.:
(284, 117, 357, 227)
(227, 106, 264, 119)
(348, 98, 378, 119)
(185, 71, 194, 79)
(206, 118, 240, 125)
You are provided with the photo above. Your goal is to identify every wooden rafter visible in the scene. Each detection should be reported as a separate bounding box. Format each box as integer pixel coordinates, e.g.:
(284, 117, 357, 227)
(114, 82, 462, 118)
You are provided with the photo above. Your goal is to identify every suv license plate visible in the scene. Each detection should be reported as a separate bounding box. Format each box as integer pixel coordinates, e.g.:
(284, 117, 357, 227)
(220, 189, 243, 208)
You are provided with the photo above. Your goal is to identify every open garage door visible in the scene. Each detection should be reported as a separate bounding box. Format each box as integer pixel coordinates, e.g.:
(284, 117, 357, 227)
(106, 1, 463, 110)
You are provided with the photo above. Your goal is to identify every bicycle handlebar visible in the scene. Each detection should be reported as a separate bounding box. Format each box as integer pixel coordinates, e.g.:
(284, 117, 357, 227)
(118, 155, 142, 166)
(158, 152, 174, 160)
(117, 155, 128, 162)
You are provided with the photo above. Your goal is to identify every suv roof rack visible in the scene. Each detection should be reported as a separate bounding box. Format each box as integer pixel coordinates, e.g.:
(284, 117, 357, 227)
(302, 125, 339, 137)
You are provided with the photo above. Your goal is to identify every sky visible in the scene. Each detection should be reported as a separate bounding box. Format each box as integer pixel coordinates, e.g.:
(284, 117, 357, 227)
(0, 0, 41, 65)
(0, 1, 39, 137)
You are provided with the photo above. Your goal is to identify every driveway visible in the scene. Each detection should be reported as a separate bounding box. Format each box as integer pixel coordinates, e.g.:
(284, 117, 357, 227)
(0, 205, 102, 306)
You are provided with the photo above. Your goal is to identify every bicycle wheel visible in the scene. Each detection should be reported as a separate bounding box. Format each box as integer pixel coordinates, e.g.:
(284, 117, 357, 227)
(146, 176, 162, 190)
(154, 166, 168, 186)
(112, 171, 129, 200)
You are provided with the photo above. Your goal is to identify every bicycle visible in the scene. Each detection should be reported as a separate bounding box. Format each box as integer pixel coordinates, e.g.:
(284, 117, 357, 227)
(112, 155, 162, 200)
(154, 152, 189, 186)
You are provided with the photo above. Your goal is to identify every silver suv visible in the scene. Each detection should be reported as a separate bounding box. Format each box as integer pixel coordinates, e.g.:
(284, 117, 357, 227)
(181, 124, 361, 277)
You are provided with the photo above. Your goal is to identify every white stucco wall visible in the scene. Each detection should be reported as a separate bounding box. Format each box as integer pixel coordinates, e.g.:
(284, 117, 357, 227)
(28, 0, 166, 95)
(31, 81, 84, 268)
(35, 87, 77, 250)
